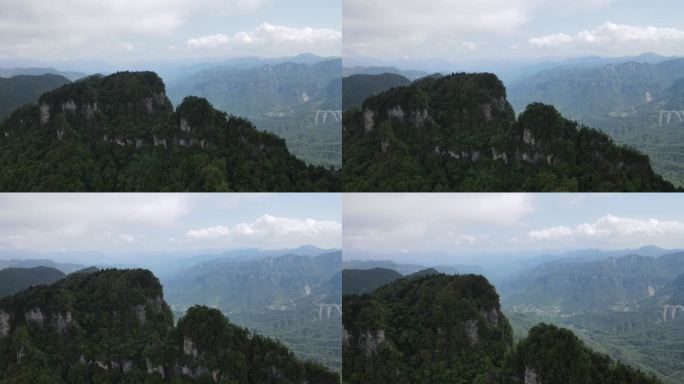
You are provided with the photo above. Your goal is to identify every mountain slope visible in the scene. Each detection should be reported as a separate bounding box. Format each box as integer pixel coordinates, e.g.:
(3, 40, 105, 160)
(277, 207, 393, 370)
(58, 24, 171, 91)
(509, 323, 660, 384)
(164, 252, 342, 371)
(0, 267, 65, 298)
(0, 268, 338, 383)
(341, 268, 402, 295)
(508, 58, 684, 186)
(343, 272, 661, 383)
(0, 74, 71, 118)
(343, 273, 513, 383)
(343, 72, 675, 191)
(0, 71, 338, 191)
(167, 59, 342, 167)
(503, 251, 684, 313)
(342, 73, 410, 110)
(502, 251, 684, 383)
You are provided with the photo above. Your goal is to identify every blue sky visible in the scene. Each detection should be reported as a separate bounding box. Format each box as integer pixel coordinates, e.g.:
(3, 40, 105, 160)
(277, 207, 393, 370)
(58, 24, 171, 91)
(344, 0, 684, 64)
(344, 193, 684, 259)
(0, 0, 341, 63)
(0, 193, 341, 254)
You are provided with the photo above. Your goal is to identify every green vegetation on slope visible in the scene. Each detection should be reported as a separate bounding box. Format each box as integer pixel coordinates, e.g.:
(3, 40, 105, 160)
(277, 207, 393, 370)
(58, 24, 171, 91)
(0, 268, 338, 384)
(343, 72, 675, 192)
(0, 71, 339, 192)
(508, 323, 660, 384)
(508, 58, 684, 187)
(0, 74, 71, 118)
(164, 252, 342, 371)
(0, 267, 65, 298)
(343, 273, 662, 384)
(343, 273, 513, 384)
(502, 251, 684, 384)
(167, 60, 341, 168)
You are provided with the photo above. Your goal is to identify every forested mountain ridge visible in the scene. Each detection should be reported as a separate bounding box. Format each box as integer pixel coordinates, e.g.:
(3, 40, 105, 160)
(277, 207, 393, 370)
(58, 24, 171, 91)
(507, 58, 684, 186)
(167, 59, 342, 168)
(0, 268, 338, 383)
(502, 251, 684, 383)
(164, 251, 342, 371)
(0, 71, 339, 192)
(342, 273, 661, 384)
(342, 72, 676, 191)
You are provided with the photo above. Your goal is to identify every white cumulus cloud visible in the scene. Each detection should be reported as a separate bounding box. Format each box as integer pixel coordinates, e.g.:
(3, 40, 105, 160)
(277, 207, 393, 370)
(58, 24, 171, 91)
(186, 214, 342, 246)
(186, 22, 341, 52)
(527, 214, 684, 242)
(528, 22, 684, 50)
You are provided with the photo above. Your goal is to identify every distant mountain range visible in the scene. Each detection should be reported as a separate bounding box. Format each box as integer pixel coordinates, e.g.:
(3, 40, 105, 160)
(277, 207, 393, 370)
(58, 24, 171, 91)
(0, 266, 65, 298)
(163, 251, 342, 371)
(342, 73, 411, 110)
(0, 74, 71, 118)
(342, 66, 428, 81)
(167, 58, 341, 168)
(508, 57, 684, 187)
(0, 67, 87, 81)
(501, 250, 684, 384)
(343, 72, 676, 191)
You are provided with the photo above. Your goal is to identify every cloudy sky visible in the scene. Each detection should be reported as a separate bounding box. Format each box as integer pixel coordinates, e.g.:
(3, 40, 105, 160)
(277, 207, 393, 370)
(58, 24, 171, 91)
(344, 0, 684, 65)
(0, 193, 341, 257)
(344, 193, 684, 262)
(0, 0, 341, 64)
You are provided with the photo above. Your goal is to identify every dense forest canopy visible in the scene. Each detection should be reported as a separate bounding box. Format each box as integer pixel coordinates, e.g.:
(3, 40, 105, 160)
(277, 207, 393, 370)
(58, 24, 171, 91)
(0, 268, 338, 384)
(342, 72, 676, 192)
(342, 273, 662, 384)
(0, 71, 339, 192)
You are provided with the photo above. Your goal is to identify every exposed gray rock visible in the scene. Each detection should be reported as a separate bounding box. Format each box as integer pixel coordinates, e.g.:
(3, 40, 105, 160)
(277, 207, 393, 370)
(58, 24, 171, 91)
(146, 358, 165, 378)
(388, 105, 405, 120)
(464, 319, 479, 346)
(363, 109, 375, 133)
(25, 308, 45, 326)
(82, 103, 98, 119)
(183, 337, 199, 358)
(342, 328, 351, 346)
(483, 307, 499, 327)
(180, 118, 191, 133)
(412, 109, 429, 127)
(482, 103, 493, 122)
(525, 367, 540, 384)
(153, 135, 167, 149)
(62, 100, 77, 113)
(53, 312, 72, 334)
(361, 329, 386, 355)
(123, 360, 133, 373)
(40, 103, 50, 124)
(144, 98, 154, 114)
(523, 127, 535, 145)
(0, 311, 10, 337)
(381, 137, 391, 153)
(134, 304, 146, 325)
